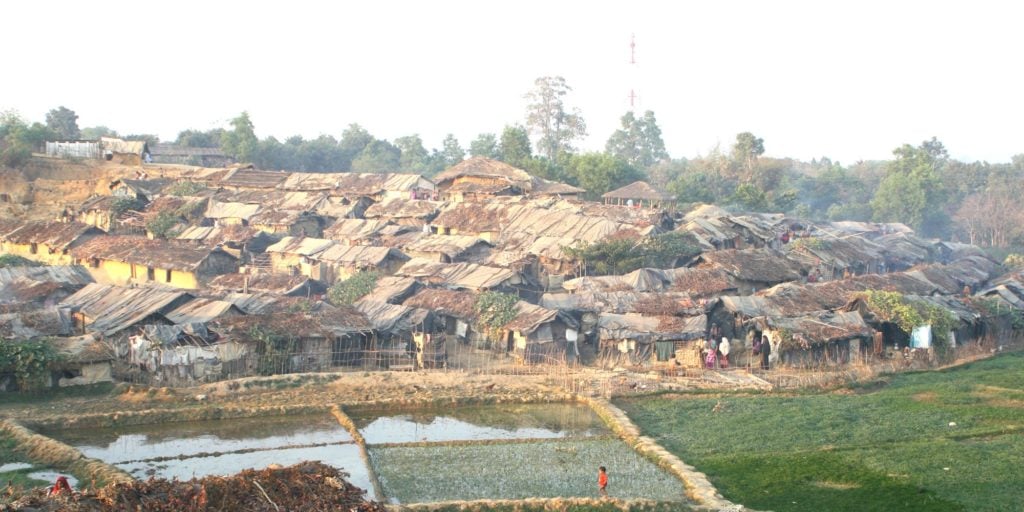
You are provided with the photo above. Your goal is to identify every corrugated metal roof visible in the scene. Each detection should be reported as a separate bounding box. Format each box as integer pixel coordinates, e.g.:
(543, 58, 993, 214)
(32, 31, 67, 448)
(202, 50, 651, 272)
(205, 200, 262, 220)
(60, 283, 193, 335)
(313, 244, 406, 266)
(265, 236, 336, 257)
(396, 259, 515, 290)
(72, 236, 237, 271)
(2, 221, 101, 250)
(165, 298, 241, 324)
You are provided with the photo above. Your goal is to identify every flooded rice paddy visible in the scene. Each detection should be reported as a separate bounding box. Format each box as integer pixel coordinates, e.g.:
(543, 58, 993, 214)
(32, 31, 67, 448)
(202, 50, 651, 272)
(50, 403, 685, 504)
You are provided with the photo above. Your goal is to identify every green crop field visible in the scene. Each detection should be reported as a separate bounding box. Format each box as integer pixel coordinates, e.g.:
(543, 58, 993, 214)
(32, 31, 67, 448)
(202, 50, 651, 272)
(617, 352, 1024, 512)
(369, 438, 685, 504)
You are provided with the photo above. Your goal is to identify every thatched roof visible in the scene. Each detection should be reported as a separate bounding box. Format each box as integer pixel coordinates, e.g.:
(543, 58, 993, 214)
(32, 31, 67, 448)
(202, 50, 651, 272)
(601, 181, 674, 202)
(213, 307, 372, 338)
(699, 248, 805, 284)
(404, 235, 490, 259)
(542, 291, 699, 316)
(0, 309, 73, 339)
(353, 299, 431, 334)
(2, 221, 102, 251)
(598, 313, 706, 343)
(749, 310, 872, 346)
(403, 288, 478, 321)
(219, 168, 291, 189)
(502, 301, 575, 335)
(435, 157, 533, 188)
(364, 198, 444, 220)
(72, 236, 237, 272)
(208, 273, 327, 296)
(396, 259, 515, 290)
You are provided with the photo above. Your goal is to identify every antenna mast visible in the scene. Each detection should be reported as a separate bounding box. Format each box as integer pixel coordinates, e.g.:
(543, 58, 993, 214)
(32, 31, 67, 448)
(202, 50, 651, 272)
(628, 34, 638, 110)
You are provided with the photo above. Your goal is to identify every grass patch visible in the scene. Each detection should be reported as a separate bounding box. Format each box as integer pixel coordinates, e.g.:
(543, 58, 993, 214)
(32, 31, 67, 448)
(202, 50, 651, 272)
(617, 351, 1024, 512)
(0, 433, 49, 491)
(0, 382, 115, 407)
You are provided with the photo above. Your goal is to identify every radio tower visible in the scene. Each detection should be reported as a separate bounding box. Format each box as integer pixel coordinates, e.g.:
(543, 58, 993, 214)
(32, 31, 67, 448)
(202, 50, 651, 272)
(628, 33, 638, 111)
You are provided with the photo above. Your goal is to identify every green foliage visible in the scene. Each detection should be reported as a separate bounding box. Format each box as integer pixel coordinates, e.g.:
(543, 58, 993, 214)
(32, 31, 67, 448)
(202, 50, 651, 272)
(0, 254, 42, 268)
(498, 125, 533, 167)
(732, 131, 765, 176)
(789, 237, 827, 251)
(220, 111, 259, 162)
(146, 211, 180, 239)
(440, 133, 465, 167)
(327, 270, 380, 306)
(474, 292, 519, 334)
(563, 152, 643, 199)
(731, 183, 769, 210)
(0, 339, 63, 391)
(619, 351, 1024, 512)
(176, 128, 225, 148)
(605, 110, 669, 169)
(79, 125, 119, 140)
(110, 196, 146, 217)
(1003, 253, 1024, 268)
(45, 106, 80, 140)
(247, 325, 299, 375)
(862, 290, 957, 361)
(564, 231, 702, 276)
(468, 133, 499, 159)
(164, 180, 207, 197)
(871, 138, 950, 236)
(970, 296, 1024, 330)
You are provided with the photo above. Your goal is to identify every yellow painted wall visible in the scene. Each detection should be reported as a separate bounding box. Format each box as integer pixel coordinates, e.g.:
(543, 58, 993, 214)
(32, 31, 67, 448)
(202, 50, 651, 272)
(2, 243, 73, 265)
(84, 258, 200, 289)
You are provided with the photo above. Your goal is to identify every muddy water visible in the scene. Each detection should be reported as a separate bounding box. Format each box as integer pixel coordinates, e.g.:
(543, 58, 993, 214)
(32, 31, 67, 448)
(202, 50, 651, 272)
(352, 403, 609, 444)
(48, 414, 372, 493)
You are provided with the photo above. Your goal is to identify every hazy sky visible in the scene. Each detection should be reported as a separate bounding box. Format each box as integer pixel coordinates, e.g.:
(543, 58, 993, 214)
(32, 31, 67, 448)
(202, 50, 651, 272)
(2, 0, 1021, 164)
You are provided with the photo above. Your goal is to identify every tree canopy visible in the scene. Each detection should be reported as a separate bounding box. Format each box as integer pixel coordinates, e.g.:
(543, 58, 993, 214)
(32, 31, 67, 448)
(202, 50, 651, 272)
(524, 76, 587, 160)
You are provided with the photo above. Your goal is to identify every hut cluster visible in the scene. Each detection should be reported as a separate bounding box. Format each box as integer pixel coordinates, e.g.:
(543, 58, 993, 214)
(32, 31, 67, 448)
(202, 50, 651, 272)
(1, 156, 1021, 389)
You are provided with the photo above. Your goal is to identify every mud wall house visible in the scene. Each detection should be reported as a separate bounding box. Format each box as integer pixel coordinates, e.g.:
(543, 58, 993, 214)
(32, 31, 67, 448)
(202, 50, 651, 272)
(0, 265, 94, 313)
(249, 210, 324, 237)
(353, 299, 436, 368)
(403, 235, 491, 263)
(149, 143, 234, 167)
(72, 236, 239, 289)
(263, 237, 335, 276)
(212, 307, 373, 373)
(402, 288, 487, 348)
(322, 218, 392, 245)
(596, 313, 706, 367)
(784, 235, 886, 278)
(434, 157, 529, 202)
(208, 273, 327, 297)
(52, 334, 115, 387)
(500, 301, 580, 364)
(310, 244, 409, 284)
(695, 248, 806, 294)
(0, 221, 104, 265)
(74, 195, 118, 232)
(746, 311, 874, 368)
(110, 178, 172, 202)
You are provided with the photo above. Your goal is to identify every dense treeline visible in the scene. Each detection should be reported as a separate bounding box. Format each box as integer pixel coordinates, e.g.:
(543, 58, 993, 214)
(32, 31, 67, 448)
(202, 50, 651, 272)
(3, 76, 1023, 246)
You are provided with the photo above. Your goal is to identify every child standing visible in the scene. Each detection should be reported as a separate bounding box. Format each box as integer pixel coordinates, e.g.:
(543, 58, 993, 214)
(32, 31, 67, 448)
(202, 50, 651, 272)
(598, 466, 608, 497)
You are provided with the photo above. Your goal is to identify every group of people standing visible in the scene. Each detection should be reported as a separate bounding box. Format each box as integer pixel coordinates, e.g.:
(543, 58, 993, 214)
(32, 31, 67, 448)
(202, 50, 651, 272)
(704, 323, 772, 370)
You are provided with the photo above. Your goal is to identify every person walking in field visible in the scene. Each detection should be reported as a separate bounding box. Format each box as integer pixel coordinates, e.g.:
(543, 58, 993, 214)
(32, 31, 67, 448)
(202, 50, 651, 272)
(598, 466, 608, 497)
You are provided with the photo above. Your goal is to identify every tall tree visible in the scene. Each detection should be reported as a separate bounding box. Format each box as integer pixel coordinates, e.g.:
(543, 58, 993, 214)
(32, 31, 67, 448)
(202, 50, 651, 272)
(338, 123, 374, 165)
(469, 133, 499, 159)
(440, 133, 465, 167)
(605, 110, 668, 168)
(871, 137, 950, 236)
(45, 106, 80, 140)
(220, 112, 258, 163)
(524, 76, 587, 160)
(395, 135, 431, 174)
(498, 125, 532, 167)
(731, 132, 765, 179)
(177, 128, 225, 148)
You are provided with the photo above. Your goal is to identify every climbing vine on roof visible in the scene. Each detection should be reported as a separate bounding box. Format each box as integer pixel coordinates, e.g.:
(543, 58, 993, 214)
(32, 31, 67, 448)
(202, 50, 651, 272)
(861, 290, 956, 361)
(0, 338, 64, 391)
(474, 291, 518, 336)
(563, 231, 702, 276)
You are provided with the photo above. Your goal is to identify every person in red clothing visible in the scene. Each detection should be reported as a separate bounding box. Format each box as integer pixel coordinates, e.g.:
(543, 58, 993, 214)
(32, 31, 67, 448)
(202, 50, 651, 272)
(598, 466, 608, 497)
(48, 476, 72, 496)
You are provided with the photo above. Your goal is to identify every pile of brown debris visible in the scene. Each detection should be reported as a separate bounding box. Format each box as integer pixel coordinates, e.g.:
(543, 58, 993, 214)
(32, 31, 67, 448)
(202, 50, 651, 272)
(3, 462, 385, 512)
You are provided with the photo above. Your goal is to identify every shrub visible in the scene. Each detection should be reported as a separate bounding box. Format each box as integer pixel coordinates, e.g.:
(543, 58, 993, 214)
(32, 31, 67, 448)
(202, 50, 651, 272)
(146, 211, 180, 239)
(862, 290, 957, 361)
(0, 339, 64, 391)
(327, 270, 380, 305)
(0, 254, 42, 268)
(563, 231, 702, 276)
(165, 181, 206, 197)
(474, 291, 519, 338)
